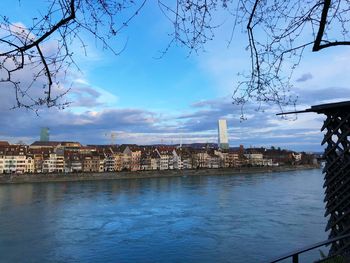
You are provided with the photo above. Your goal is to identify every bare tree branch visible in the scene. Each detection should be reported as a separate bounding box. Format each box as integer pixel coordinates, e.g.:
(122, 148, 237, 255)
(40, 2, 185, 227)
(0, 0, 147, 110)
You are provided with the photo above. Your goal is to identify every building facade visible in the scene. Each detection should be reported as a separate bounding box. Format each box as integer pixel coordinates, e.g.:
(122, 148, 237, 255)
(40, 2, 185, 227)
(218, 119, 229, 150)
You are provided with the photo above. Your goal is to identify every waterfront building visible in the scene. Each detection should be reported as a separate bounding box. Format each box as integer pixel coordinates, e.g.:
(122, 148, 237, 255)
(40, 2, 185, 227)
(140, 148, 154, 170)
(0, 145, 28, 174)
(2, 155, 26, 174)
(181, 154, 193, 169)
(82, 154, 100, 172)
(33, 154, 44, 173)
(168, 152, 174, 170)
(121, 153, 131, 171)
(64, 152, 83, 173)
(123, 146, 141, 171)
(218, 119, 229, 150)
(0, 158, 4, 174)
(172, 149, 183, 170)
(193, 150, 210, 168)
(104, 155, 116, 172)
(228, 151, 242, 167)
(220, 146, 245, 167)
(79, 146, 97, 154)
(178, 147, 194, 169)
(215, 148, 245, 168)
(159, 152, 169, 170)
(0, 141, 9, 146)
(150, 151, 160, 170)
(93, 148, 107, 172)
(0, 146, 6, 174)
(244, 148, 274, 166)
(0, 140, 311, 174)
(30, 141, 82, 152)
(30, 141, 61, 149)
(0, 156, 3, 174)
(156, 147, 172, 170)
(214, 150, 227, 167)
(140, 152, 151, 170)
(28, 148, 53, 173)
(263, 148, 295, 165)
(244, 150, 264, 166)
(208, 152, 220, 168)
(99, 156, 105, 172)
(42, 153, 65, 173)
(98, 147, 116, 172)
(292, 152, 302, 162)
(25, 156, 35, 173)
(60, 142, 82, 151)
(113, 153, 123, 171)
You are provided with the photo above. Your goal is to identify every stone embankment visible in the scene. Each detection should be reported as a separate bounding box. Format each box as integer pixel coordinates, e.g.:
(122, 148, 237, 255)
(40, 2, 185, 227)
(0, 165, 320, 184)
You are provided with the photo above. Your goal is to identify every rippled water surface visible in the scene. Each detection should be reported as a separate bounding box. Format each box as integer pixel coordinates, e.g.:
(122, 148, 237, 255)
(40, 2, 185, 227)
(0, 169, 328, 262)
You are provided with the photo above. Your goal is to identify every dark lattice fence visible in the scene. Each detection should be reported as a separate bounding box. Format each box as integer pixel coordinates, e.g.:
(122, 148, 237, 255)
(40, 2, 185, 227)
(271, 101, 350, 262)
(321, 106, 350, 256)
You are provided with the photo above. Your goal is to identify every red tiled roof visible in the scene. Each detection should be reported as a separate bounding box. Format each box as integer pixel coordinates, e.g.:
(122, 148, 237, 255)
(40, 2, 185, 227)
(0, 141, 10, 146)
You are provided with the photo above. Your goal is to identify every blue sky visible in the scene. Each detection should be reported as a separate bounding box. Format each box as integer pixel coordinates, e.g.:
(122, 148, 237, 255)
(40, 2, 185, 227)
(0, 1, 349, 151)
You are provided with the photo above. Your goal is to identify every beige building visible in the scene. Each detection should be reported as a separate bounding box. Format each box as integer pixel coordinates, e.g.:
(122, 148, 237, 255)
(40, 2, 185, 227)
(113, 153, 123, 171)
(193, 151, 209, 168)
(123, 146, 141, 171)
(0, 156, 4, 174)
(25, 157, 35, 173)
(42, 153, 65, 173)
(82, 155, 100, 172)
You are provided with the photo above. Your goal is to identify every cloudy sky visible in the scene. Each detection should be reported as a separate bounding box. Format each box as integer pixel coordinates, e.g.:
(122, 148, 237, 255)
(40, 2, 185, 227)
(0, 1, 349, 151)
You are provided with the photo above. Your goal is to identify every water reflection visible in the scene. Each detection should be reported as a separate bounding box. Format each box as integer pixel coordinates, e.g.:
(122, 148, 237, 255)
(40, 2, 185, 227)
(0, 169, 327, 263)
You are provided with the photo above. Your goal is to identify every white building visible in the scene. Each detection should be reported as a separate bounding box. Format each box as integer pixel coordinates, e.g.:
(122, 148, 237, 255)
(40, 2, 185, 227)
(244, 152, 272, 166)
(218, 119, 229, 149)
(172, 149, 183, 170)
(2, 155, 27, 174)
(156, 149, 170, 170)
(42, 153, 65, 173)
(104, 155, 115, 172)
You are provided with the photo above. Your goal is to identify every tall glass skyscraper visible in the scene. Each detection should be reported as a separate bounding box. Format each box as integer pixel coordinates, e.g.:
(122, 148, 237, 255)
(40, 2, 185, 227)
(40, 127, 50, 142)
(218, 119, 229, 149)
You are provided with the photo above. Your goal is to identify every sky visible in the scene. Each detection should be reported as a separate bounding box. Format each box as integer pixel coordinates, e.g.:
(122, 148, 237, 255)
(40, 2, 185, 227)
(0, 0, 350, 152)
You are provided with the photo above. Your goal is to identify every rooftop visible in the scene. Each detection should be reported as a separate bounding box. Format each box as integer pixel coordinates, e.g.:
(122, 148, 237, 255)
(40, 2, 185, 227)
(0, 141, 10, 146)
(277, 100, 350, 115)
(31, 141, 81, 147)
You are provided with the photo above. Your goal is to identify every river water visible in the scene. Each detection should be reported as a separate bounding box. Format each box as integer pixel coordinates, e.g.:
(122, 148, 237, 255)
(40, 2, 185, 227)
(0, 169, 328, 263)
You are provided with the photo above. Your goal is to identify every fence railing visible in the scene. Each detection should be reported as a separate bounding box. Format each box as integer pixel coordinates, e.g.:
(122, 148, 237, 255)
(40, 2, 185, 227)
(269, 233, 350, 263)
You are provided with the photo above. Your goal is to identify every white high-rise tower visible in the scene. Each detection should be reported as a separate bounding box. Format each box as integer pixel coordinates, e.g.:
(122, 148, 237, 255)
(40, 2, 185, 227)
(218, 119, 229, 149)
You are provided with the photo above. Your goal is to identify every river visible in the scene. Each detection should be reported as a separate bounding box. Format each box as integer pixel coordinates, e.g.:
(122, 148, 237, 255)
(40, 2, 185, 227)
(0, 169, 328, 262)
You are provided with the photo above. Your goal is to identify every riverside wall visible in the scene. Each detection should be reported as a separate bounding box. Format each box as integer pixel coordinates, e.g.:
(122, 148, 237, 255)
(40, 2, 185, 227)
(0, 164, 320, 184)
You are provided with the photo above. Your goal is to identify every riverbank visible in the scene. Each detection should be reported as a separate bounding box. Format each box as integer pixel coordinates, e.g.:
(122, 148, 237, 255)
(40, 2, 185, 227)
(0, 164, 320, 184)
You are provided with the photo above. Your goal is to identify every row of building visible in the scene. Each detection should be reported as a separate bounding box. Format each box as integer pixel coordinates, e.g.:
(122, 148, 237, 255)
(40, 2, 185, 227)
(0, 140, 313, 174)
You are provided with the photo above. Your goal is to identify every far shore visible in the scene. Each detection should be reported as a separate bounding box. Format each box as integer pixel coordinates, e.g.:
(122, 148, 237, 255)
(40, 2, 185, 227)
(0, 164, 321, 184)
